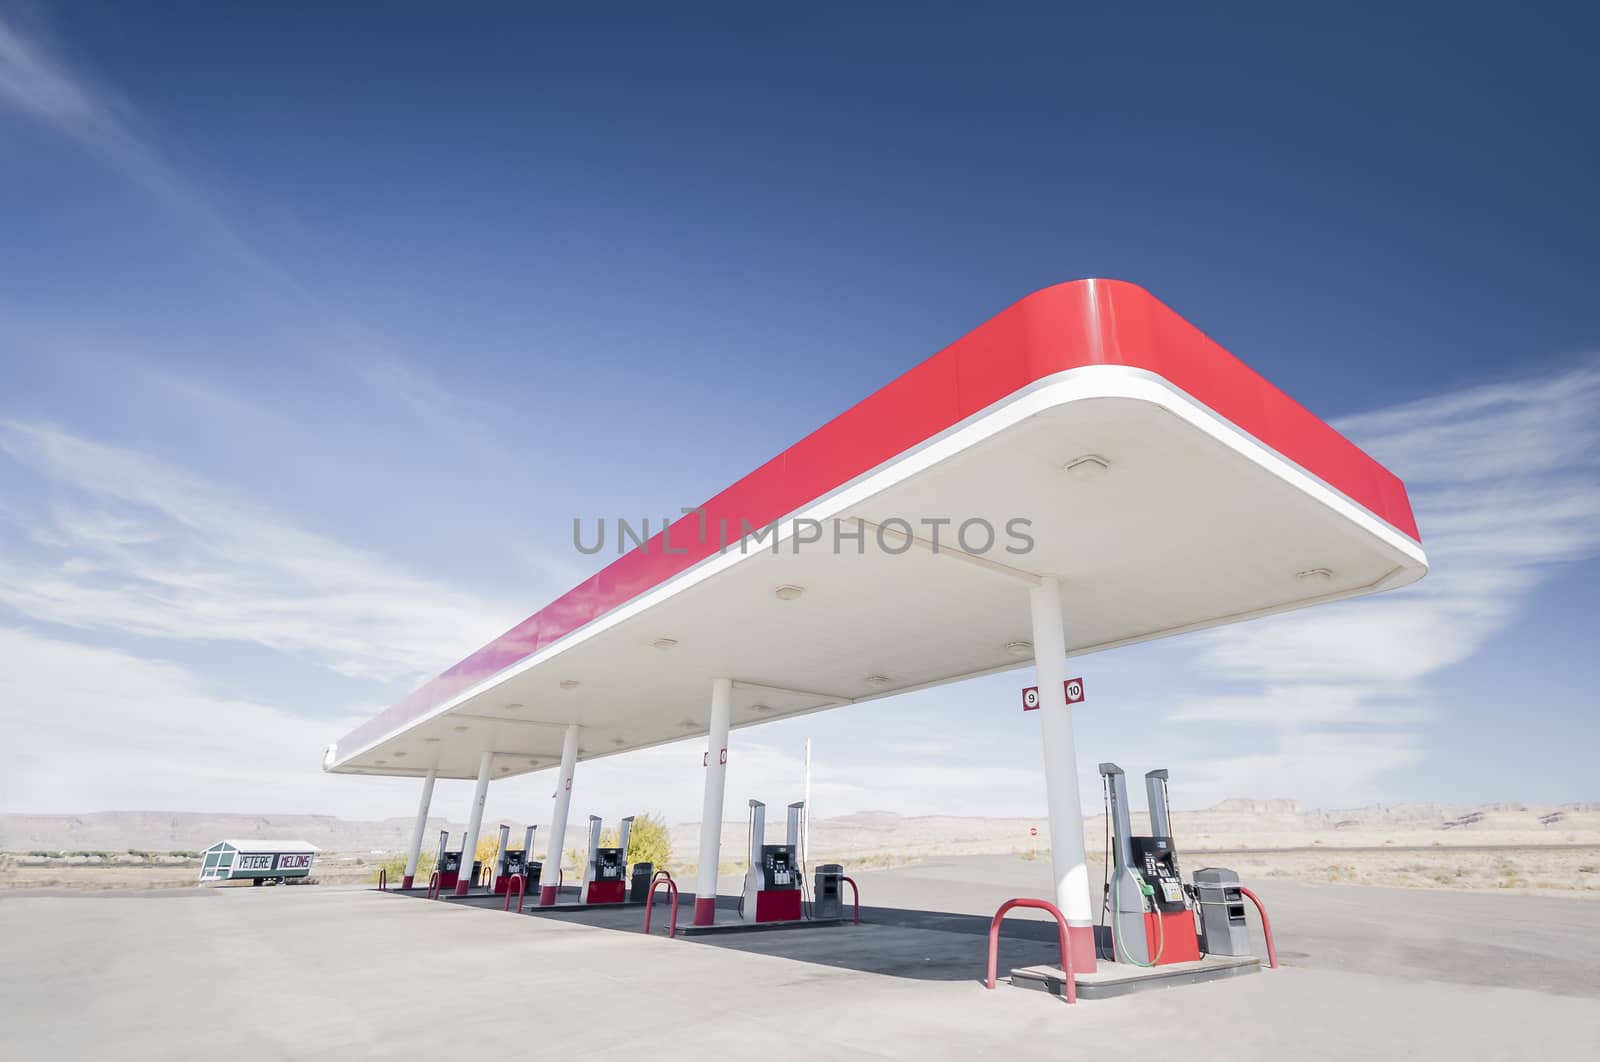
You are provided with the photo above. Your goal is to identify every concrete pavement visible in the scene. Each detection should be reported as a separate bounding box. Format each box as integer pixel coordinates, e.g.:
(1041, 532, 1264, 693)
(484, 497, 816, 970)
(1, 856, 1596, 1060)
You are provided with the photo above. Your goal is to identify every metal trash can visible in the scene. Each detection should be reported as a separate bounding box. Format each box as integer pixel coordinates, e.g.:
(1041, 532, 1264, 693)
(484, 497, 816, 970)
(1192, 867, 1251, 956)
(812, 863, 844, 920)
(629, 862, 655, 903)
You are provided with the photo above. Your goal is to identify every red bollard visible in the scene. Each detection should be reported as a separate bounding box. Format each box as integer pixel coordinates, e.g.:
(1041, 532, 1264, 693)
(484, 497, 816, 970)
(985, 898, 1077, 1005)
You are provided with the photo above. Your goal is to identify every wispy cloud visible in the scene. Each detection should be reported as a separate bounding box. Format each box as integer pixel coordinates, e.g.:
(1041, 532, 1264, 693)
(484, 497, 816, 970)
(2, 359, 1595, 817)
(1158, 357, 1600, 800)
(0, 13, 300, 295)
(0, 625, 418, 815)
(0, 13, 506, 442)
(0, 420, 523, 683)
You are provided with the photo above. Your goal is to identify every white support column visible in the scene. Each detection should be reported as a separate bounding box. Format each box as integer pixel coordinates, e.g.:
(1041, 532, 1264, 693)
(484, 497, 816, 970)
(537, 724, 580, 906)
(1030, 575, 1097, 972)
(693, 677, 733, 925)
(453, 751, 494, 896)
(491, 824, 510, 892)
(402, 768, 437, 888)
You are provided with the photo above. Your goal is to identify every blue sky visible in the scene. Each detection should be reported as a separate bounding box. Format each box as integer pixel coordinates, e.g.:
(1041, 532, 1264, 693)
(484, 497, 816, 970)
(1, 4, 1597, 826)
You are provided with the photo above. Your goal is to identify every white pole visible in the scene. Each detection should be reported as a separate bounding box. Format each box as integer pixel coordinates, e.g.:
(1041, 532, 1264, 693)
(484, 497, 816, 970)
(693, 677, 733, 926)
(802, 738, 812, 872)
(537, 724, 580, 906)
(402, 768, 437, 888)
(491, 824, 510, 892)
(1029, 575, 1096, 972)
(454, 751, 494, 896)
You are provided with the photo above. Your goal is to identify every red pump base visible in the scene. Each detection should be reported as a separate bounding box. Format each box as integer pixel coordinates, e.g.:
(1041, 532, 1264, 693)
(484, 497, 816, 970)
(1142, 910, 1202, 965)
(583, 880, 626, 905)
(752, 889, 802, 922)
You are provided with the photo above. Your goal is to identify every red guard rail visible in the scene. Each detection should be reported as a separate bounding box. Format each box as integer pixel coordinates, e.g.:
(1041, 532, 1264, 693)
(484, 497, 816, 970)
(840, 875, 860, 925)
(426, 871, 442, 900)
(985, 898, 1077, 1005)
(642, 875, 680, 938)
(377, 867, 387, 892)
(1237, 886, 1278, 969)
(504, 873, 526, 913)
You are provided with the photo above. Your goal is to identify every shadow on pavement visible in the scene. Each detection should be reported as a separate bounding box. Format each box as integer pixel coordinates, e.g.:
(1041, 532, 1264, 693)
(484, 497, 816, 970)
(381, 886, 1066, 983)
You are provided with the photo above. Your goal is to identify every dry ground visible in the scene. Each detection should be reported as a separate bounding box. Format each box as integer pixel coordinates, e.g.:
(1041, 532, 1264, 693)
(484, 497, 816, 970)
(6, 843, 1598, 897)
(0, 851, 377, 890)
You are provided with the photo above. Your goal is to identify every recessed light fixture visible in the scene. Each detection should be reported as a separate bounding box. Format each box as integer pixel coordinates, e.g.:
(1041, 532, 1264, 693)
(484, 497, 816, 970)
(394, 751, 407, 758)
(650, 637, 679, 650)
(559, 679, 580, 690)
(577, 747, 588, 756)
(375, 759, 387, 766)
(505, 702, 524, 711)
(1064, 454, 1111, 481)
(751, 703, 773, 713)
(423, 737, 440, 744)
(1296, 567, 1334, 584)
(865, 674, 891, 689)
(498, 766, 511, 774)
(775, 584, 805, 601)
(611, 737, 625, 747)
(452, 725, 469, 733)
(1005, 640, 1034, 658)
(679, 719, 699, 730)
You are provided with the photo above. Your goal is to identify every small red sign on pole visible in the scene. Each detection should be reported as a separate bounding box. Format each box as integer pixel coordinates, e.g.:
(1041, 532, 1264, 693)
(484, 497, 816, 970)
(1029, 827, 1038, 837)
(1021, 678, 1085, 710)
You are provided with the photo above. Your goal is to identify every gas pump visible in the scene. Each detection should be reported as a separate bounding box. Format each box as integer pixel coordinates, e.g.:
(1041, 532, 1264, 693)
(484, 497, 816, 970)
(434, 830, 465, 891)
(1097, 764, 1202, 966)
(580, 815, 633, 904)
(494, 825, 537, 895)
(740, 800, 804, 923)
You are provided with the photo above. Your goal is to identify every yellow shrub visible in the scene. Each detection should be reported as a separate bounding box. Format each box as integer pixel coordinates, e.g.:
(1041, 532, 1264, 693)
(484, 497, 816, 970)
(600, 813, 673, 870)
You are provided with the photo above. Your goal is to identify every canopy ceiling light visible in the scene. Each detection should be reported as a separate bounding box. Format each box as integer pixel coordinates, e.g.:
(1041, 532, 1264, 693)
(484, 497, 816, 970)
(1064, 454, 1111, 480)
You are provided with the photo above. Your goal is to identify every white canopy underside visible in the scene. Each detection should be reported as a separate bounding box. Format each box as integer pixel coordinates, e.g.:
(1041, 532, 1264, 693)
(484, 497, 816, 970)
(329, 367, 1426, 780)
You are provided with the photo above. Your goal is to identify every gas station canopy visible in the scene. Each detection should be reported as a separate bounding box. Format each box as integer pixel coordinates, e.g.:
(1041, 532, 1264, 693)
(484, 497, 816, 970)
(324, 279, 1425, 781)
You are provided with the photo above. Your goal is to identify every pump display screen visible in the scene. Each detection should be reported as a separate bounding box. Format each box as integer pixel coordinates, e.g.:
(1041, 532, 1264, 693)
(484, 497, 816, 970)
(1131, 836, 1190, 913)
(593, 849, 624, 879)
(761, 846, 797, 889)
